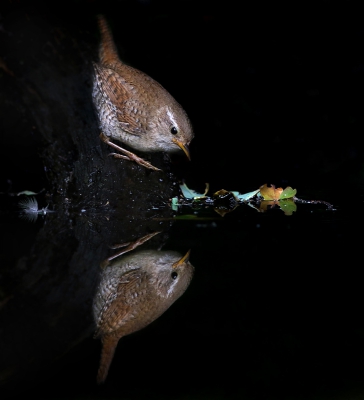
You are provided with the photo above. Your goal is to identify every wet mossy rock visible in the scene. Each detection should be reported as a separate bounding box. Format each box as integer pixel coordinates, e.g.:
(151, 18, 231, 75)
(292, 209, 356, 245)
(0, 7, 181, 218)
(0, 7, 183, 395)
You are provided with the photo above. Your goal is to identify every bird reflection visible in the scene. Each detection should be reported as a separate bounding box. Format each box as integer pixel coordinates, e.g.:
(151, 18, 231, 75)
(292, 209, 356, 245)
(92, 233, 194, 384)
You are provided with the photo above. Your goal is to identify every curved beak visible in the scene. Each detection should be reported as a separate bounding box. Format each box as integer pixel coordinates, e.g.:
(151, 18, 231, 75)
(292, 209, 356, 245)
(172, 249, 191, 268)
(172, 138, 191, 160)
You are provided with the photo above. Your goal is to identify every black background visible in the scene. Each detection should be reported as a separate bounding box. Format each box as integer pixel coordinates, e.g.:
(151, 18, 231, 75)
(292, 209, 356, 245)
(2, 0, 364, 195)
(1, 1, 364, 400)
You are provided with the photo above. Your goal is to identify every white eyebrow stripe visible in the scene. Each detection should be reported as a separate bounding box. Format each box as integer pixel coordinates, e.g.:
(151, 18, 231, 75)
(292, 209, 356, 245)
(167, 107, 178, 128)
(167, 281, 176, 296)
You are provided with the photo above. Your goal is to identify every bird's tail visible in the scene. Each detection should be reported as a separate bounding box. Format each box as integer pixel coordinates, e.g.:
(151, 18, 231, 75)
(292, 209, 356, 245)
(97, 15, 120, 66)
(96, 335, 120, 384)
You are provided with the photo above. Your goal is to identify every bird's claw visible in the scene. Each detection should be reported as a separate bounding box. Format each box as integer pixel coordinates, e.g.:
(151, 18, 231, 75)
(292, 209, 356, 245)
(100, 133, 161, 171)
(110, 153, 161, 171)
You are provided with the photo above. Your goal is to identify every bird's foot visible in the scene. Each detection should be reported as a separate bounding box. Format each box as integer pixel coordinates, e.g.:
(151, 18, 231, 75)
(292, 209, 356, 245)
(100, 133, 161, 171)
(110, 152, 161, 171)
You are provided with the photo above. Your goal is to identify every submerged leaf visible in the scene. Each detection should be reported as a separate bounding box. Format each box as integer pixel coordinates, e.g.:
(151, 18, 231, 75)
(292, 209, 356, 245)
(279, 199, 297, 215)
(213, 203, 239, 217)
(258, 200, 277, 212)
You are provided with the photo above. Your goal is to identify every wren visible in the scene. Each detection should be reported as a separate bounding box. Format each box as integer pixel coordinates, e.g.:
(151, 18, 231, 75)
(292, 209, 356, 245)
(92, 15, 194, 171)
(92, 247, 194, 384)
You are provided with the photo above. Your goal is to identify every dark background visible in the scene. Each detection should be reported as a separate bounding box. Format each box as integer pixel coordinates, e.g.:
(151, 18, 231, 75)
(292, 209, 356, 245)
(1, 1, 364, 400)
(2, 0, 364, 197)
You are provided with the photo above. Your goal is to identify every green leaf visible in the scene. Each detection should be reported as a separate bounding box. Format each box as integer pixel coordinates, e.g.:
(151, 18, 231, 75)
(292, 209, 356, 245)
(279, 187, 297, 200)
(171, 197, 179, 211)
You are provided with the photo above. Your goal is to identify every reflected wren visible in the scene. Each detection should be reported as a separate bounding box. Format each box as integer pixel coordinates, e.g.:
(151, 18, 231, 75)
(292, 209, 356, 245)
(92, 15, 194, 171)
(93, 248, 194, 384)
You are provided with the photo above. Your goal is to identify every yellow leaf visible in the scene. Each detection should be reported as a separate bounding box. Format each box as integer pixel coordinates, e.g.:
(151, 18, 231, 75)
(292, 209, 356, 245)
(259, 184, 283, 201)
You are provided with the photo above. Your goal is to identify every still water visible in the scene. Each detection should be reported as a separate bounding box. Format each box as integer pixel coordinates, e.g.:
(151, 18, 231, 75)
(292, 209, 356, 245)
(1, 185, 363, 400)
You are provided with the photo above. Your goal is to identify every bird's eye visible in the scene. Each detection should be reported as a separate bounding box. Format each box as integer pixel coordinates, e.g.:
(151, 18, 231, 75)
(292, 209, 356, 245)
(170, 127, 178, 135)
(171, 271, 178, 280)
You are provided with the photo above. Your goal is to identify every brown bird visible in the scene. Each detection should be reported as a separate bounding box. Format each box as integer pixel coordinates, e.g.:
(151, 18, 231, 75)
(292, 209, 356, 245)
(92, 247, 194, 384)
(92, 15, 194, 171)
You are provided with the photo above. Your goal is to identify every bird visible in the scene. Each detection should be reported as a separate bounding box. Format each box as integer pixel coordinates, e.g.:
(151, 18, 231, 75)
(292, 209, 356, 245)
(92, 15, 194, 171)
(92, 247, 194, 384)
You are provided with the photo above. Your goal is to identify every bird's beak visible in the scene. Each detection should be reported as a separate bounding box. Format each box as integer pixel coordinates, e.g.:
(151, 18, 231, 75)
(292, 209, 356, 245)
(172, 138, 191, 160)
(172, 249, 191, 268)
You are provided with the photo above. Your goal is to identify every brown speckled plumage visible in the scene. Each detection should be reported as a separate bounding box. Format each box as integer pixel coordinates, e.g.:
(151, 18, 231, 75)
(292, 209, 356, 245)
(92, 15, 194, 171)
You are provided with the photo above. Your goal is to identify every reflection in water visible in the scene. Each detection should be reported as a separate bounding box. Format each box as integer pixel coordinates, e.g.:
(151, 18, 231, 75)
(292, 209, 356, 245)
(93, 241, 194, 384)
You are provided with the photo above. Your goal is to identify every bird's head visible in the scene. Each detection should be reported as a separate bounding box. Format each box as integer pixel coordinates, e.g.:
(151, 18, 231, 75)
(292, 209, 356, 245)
(149, 104, 194, 159)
